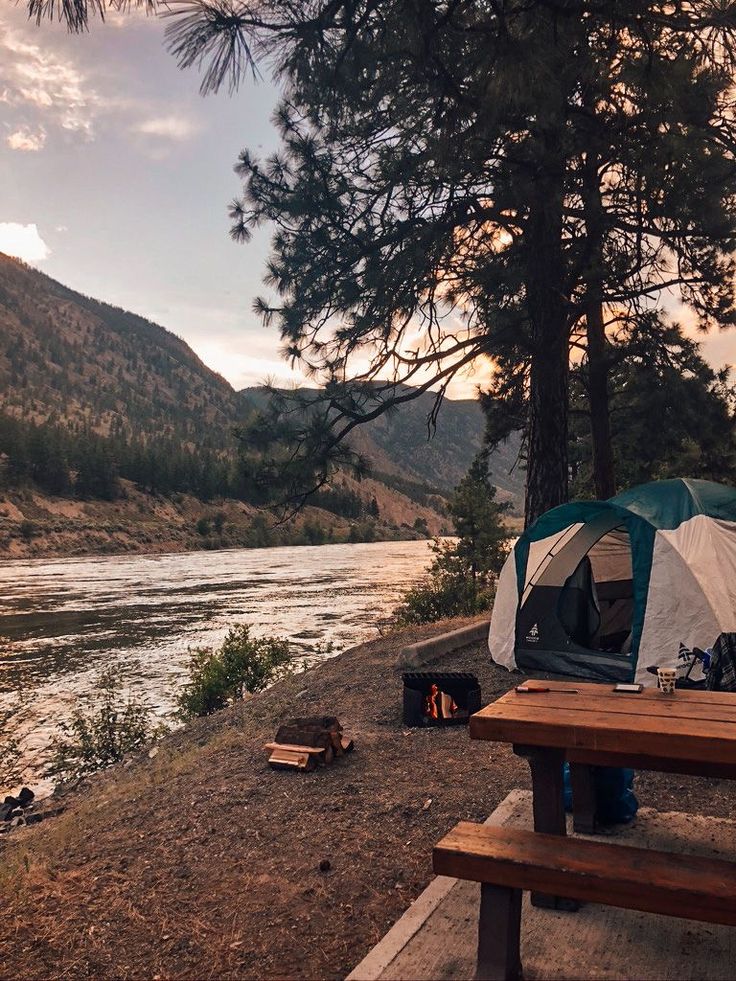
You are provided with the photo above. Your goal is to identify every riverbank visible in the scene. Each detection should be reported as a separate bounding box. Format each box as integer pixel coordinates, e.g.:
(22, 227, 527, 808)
(1, 619, 731, 980)
(0, 476, 447, 559)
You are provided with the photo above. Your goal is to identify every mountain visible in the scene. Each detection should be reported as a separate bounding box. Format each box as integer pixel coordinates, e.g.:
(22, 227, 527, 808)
(0, 252, 244, 449)
(0, 253, 523, 524)
(241, 385, 523, 502)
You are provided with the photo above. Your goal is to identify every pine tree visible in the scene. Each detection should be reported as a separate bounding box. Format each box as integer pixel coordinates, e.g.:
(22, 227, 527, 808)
(444, 453, 510, 589)
(395, 452, 510, 623)
(74, 439, 121, 501)
(569, 323, 736, 494)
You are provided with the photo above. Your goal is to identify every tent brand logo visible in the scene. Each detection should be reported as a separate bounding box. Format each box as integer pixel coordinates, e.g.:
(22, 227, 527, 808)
(526, 623, 540, 643)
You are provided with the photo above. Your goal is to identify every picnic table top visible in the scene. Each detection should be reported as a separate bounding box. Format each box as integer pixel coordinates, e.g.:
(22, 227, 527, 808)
(470, 679, 736, 767)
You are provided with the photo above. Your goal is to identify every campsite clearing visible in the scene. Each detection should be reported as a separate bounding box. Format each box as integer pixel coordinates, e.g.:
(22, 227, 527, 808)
(1, 618, 734, 979)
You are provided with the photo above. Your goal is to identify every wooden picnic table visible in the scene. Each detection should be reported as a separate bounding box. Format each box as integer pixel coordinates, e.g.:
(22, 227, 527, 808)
(470, 678, 736, 908)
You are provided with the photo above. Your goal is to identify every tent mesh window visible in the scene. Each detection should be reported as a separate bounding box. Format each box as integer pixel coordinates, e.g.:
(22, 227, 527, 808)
(587, 527, 634, 653)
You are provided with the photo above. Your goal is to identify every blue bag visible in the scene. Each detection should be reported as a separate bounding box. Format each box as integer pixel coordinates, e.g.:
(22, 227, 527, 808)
(563, 763, 637, 824)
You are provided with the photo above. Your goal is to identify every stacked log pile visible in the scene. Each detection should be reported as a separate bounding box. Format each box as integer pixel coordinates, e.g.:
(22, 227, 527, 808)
(265, 716, 354, 772)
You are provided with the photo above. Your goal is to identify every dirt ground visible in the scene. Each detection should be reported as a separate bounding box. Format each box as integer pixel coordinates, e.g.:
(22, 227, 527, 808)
(1, 618, 734, 980)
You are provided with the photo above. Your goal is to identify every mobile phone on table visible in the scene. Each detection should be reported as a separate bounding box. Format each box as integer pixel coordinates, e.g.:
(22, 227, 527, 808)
(613, 683, 643, 693)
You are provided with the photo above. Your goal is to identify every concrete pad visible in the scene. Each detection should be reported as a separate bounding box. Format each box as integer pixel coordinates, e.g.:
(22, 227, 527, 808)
(347, 790, 736, 981)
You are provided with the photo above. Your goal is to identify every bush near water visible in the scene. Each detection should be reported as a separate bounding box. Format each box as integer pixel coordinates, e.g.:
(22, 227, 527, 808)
(45, 669, 162, 784)
(177, 625, 293, 719)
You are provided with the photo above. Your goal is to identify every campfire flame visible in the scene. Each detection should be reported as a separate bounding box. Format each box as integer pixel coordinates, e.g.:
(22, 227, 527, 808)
(423, 684, 458, 720)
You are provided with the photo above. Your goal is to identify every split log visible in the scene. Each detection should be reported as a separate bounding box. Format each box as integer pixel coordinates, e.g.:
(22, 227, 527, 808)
(268, 749, 316, 772)
(340, 736, 355, 753)
(264, 742, 327, 756)
(277, 718, 343, 755)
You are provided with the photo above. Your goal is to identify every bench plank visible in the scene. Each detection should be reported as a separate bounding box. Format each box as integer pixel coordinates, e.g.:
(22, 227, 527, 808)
(433, 823, 736, 926)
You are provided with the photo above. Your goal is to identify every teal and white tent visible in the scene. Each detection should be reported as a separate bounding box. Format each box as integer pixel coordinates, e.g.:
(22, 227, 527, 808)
(489, 478, 736, 685)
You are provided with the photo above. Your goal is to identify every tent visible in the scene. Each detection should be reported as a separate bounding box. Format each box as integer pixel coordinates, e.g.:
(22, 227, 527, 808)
(489, 478, 736, 684)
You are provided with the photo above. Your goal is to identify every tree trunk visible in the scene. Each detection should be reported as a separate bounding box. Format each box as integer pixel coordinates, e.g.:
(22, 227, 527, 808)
(525, 316, 570, 526)
(586, 299, 616, 498)
(581, 146, 616, 500)
(524, 157, 570, 526)
(522, 6, 579, 526)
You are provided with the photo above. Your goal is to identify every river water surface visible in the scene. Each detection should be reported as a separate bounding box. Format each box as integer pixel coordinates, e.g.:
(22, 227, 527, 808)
(0, 540, 431, 785)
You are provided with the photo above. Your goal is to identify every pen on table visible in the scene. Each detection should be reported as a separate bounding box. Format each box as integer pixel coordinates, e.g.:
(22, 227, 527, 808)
(514, 684, 580, 694)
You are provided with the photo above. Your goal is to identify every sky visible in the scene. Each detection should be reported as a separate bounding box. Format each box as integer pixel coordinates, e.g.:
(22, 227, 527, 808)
(0, 2, 302, 389)
(0, 3, 734, 394)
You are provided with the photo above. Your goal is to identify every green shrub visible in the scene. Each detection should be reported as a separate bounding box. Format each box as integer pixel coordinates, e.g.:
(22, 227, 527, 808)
(347, 520, 376, 543)
(394, 559, 496, 625)
(301, 518, 326, 545)
(46, 669, 162, 784)
(244, 513, 273, 548)
(19, 519, 36, 542)
(177, 625, 292, 719)
(196, 516, 211, 536)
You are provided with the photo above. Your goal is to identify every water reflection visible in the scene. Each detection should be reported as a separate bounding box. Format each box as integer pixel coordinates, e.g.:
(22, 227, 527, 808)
(0, 540, 431, 782)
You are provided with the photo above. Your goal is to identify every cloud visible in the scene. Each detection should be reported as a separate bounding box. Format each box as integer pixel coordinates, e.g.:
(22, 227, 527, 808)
(0, 222, 50, 262)
(133, 115, 200, 141)
(6, 125, 46, 152)
(106, 7, 161, 29)
(0, 11, 202, 158)
(0, 20, 100, 139)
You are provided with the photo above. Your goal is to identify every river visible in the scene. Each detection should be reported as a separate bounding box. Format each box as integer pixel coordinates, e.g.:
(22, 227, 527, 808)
(0, 540, 432, 787)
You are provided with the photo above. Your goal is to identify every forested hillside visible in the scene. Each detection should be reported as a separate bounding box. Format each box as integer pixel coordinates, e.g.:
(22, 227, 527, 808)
(242, 386, 523, 501)
(0, 253, 241, 446)
(0, 253, 521, 506)
(0, 254, 522, 555)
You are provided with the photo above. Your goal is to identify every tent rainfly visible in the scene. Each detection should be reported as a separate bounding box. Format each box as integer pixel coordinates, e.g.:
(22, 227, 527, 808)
(489, 478, 736, 685)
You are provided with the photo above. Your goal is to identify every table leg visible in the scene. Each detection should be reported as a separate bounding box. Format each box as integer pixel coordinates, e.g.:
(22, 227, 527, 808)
(569, 763, 597, 834)
(476, 883, 522, 981)
(514, 745, 579, 911)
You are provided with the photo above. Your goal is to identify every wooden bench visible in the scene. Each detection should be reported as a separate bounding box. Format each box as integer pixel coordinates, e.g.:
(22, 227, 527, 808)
(433, 822, 736, 981)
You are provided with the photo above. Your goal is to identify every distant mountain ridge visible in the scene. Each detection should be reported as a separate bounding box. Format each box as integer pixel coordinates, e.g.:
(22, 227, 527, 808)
(241, 385, 523, 501)
(0, 253, 523, 506)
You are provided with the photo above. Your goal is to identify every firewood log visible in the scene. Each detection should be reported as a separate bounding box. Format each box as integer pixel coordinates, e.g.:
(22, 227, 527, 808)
(268, 749, 316, 771)
(275, 725, 332, 750)
(264, 742, 327, 755)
